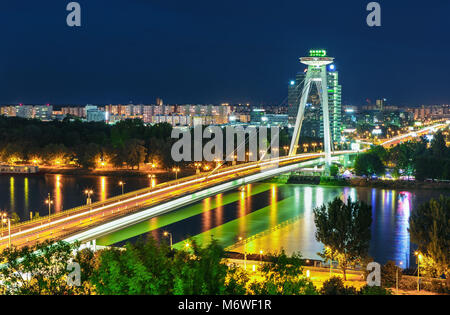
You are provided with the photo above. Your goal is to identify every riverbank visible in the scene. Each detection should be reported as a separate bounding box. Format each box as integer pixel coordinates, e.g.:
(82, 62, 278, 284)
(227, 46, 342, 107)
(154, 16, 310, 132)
(287, 175, 450, 191)
(31, 167, 196, 180)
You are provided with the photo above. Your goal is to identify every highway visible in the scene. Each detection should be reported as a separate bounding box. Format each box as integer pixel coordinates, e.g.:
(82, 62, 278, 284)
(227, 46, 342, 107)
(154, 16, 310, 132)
(380, 122, 449, 147)
(0, 151, 352, 250)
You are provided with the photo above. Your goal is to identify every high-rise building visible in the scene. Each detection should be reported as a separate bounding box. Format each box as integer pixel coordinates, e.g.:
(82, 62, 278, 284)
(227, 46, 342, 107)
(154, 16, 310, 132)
(326, 68, 342, 143)
(33, 105, 53, 120)
(288, 54, 342, 145)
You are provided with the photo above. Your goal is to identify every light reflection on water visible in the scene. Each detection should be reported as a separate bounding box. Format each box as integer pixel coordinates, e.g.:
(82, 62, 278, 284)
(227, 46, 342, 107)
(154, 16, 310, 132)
(0, 174, 150, 219)
(0, 174, 444, 267)
(105, 183, 445, 268)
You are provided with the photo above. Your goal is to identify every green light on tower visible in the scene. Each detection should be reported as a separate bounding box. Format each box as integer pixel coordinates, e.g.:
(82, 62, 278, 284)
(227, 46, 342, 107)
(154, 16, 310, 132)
(309, 49, 327, 57)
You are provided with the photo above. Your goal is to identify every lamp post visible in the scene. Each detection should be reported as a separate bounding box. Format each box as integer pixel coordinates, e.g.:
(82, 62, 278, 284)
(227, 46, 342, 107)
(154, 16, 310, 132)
(415, 251, 422, 292)
(173, 167, 180, 180)
(1, 212, 7, 237)
(118, 181, 125, 195)
(45, 193, 53, 225)
(163, 231, 173, 251)
(4, 216, 11, 248)
(84, 189, 94, 205)
(326, 246, 332, 276)
(194, 163, 202, 175)
(239, 236, 247, 270)
(396, 261, 403, 295)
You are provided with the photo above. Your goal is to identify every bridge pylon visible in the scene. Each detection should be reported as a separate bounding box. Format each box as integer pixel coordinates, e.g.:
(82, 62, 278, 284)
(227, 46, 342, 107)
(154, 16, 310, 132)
(289, 49, 334, 169)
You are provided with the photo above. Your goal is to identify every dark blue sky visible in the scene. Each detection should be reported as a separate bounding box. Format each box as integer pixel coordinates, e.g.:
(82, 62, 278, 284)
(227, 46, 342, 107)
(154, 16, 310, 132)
(0, 0, 449, 106)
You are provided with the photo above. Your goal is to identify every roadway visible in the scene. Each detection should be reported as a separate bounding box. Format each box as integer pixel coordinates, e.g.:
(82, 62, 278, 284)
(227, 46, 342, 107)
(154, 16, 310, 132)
(0, 151, 352, 250)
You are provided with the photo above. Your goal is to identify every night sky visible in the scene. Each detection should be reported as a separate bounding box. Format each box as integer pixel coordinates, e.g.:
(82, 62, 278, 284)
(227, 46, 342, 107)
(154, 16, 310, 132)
(0, 0, 449, 106)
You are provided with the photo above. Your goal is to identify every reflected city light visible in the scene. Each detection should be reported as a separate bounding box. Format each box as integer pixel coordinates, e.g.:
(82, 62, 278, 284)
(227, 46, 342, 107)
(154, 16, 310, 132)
(9, 177, 15, 211)
(54, 175, 62, 213)
(24, 177, 29, 212)
(202, 197, 212, 231)
(396, 191, 412, 268)
(100, 176, 107, 201)
(269, 184, 278, 229)
(215, 194, 223, 226)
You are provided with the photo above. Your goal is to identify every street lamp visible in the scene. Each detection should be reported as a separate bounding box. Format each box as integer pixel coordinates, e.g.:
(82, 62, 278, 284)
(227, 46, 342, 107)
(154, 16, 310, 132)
(45, 193, 53, 228)
(172, 167, 180, 180)
(396, 261, 403, 295)
(84, 189, 94, 205)
(239, 236, 247, 270)
(163, 231, 173, 250)
(325, 246, 332, 276)
(415, 251, 422, 292)
(259, 249, 263, 263)
(194, 163, 202, 175)
(0, 212, 7, 237)
(118, 181, 125, 195)
(2, 215, 11, 248)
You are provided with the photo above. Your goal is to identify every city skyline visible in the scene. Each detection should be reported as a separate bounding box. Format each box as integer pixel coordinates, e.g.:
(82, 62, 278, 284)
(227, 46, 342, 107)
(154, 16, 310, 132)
(1, 1, 450, 106)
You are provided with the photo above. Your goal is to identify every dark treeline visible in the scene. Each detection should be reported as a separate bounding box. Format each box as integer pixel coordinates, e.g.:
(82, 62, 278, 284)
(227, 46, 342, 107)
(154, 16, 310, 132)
(354, 130, 450, 180)
(0, 116, 174, 169)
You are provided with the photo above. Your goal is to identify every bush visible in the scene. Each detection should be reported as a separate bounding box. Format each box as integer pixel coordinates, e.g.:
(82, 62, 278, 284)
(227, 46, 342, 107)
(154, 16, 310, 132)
(381, 261, 402, 288)
(319, 276, 357, 295)
(358, 285, 392, 295)
(422, 279, 449, 294)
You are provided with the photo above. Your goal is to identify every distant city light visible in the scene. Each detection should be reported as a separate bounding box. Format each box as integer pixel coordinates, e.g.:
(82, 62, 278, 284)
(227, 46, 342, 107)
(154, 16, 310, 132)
(329, 64, 336, 71)
(290, 80, 295, 86)
(372, 128, 383, 135)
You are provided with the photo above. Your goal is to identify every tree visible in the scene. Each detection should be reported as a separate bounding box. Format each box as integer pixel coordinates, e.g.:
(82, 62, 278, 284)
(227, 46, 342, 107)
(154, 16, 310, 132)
(431, 132, 448, 159)
(171, 239, 230, 295)
(123, 139, 146, 169)
(409, 196, 450, 285)
(91, 238, 173, 295)
(381, 261, 402, 288)
(313, 197, 372, 280)
(330, 165, 339, 177)
(354, 152, 385, 177)
(0, 241, 83, 295)
(248, 250, 317, 295)
(319, 276, 357, 295)
(76, 143, 101, 169)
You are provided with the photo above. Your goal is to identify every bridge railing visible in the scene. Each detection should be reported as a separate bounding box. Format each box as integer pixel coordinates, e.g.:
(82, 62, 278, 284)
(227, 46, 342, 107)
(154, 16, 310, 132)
(4, 151, 343, 234)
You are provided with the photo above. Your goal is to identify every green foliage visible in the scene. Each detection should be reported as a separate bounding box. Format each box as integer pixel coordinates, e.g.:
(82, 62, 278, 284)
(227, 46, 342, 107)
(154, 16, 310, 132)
(0, 116, 173, 170)
(171, 239, 229, 295)
(249, 251, 317, 295)
(385, 134, 450, 180)
(329, 165, 339, 177)
(314, 197, 372, 280)
(381, 261, 402, 288)
(358, 285, 392, 295)
(354, 152, 385, 177)
(91, 237, 235, 295)
(0, 241, 84, 295)
(409, 196, 450, 281)
(319, 276, 357, 295)
(91, 238, 173, 295)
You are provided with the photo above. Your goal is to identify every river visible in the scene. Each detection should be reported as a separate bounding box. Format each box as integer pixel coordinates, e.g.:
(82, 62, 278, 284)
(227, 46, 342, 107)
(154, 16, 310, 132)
(0, 174, 445, 267)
